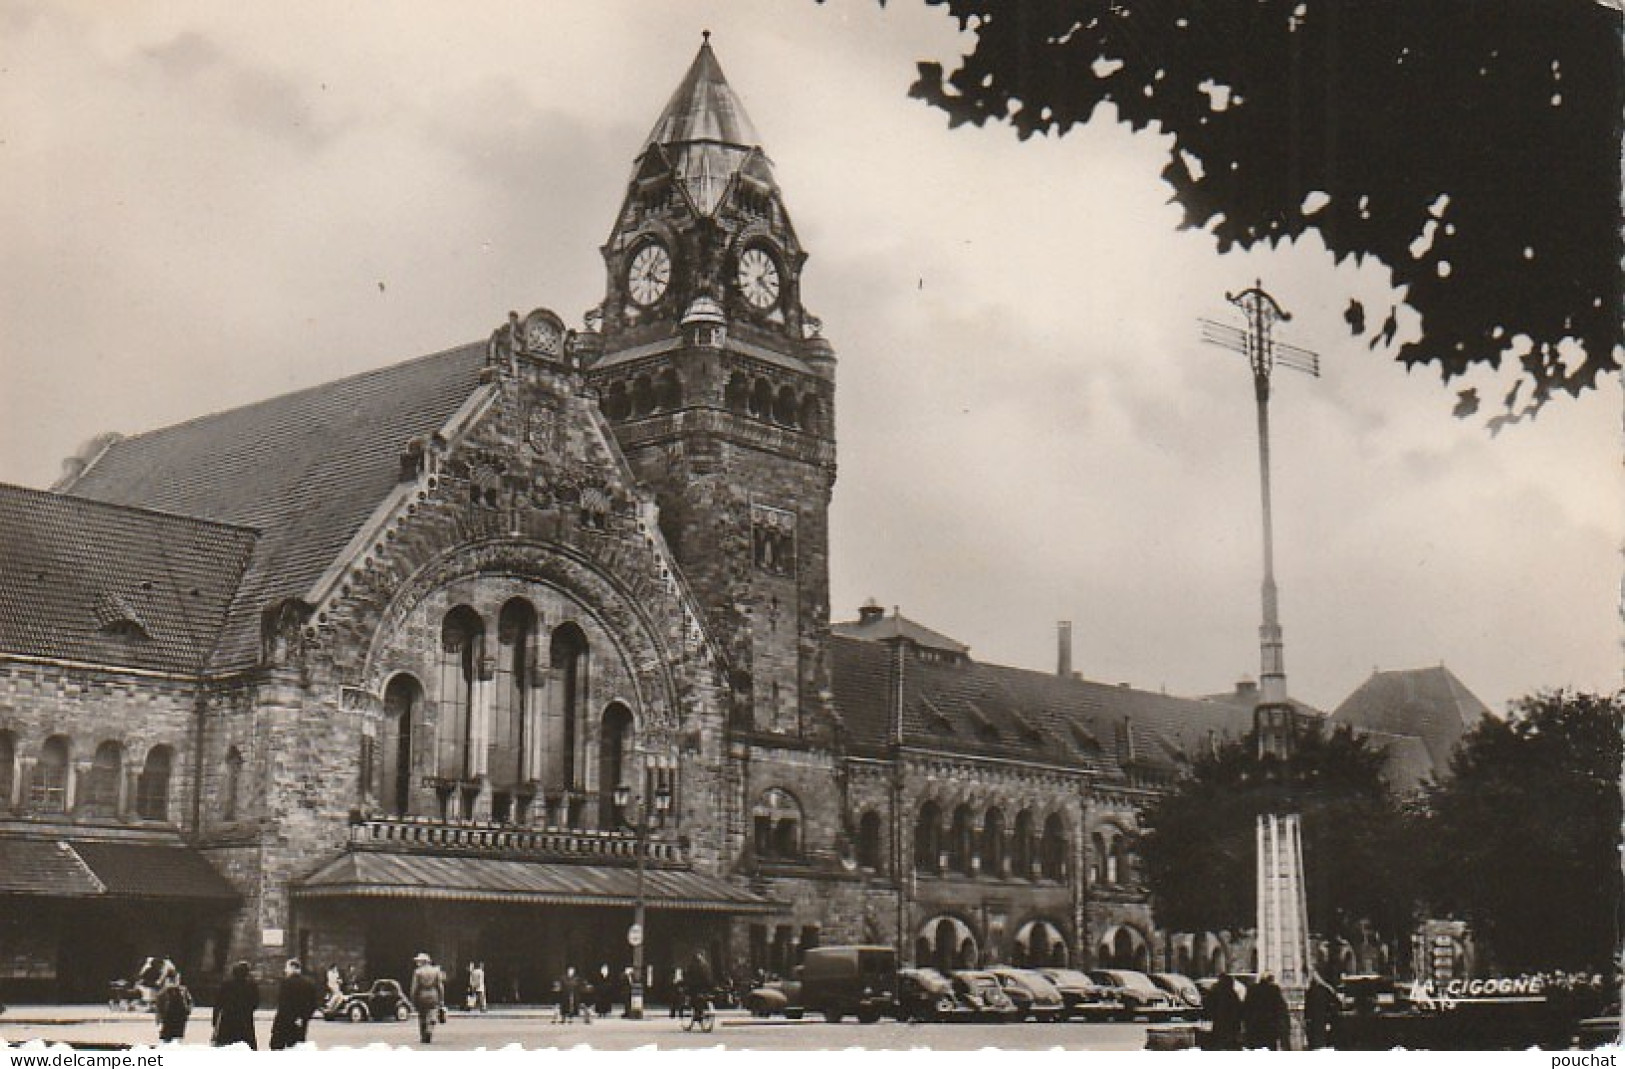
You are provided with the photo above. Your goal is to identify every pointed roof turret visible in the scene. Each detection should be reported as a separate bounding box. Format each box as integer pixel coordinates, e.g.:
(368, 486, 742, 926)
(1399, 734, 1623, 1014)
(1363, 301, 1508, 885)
(637, 35, 773, 215)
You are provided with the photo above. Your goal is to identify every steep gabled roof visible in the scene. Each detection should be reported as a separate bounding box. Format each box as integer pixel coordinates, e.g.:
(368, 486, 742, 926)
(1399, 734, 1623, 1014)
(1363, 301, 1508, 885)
(63, 343, 488, 670)
(636, 39, 773, 216)
(831, 610, 969, 656)
(0, 484, 257, 674)
(1329, 665, 1492, 779)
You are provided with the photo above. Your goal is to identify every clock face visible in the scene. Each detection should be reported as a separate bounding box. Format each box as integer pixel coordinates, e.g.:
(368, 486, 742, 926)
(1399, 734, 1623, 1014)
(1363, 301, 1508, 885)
(627, 243, 671, 307)
(736, 246, 781, 309)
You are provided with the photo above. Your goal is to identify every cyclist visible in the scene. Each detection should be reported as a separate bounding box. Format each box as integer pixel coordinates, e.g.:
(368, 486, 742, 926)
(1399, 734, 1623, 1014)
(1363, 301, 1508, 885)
(681, 950, 716, 1030)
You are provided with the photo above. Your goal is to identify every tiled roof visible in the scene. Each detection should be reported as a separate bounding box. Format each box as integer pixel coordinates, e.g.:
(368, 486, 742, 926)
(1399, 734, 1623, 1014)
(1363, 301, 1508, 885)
(1349, 728, 1439, 794)
(0, 484, 257, 674)
(294, 851, 779, 913)
(1329, 666, 1491, 778)
(0, 837, 237, 901)
(639, 41, 769, 216)
(65, 343, 488, 671)
(830, 635, 1258, 778)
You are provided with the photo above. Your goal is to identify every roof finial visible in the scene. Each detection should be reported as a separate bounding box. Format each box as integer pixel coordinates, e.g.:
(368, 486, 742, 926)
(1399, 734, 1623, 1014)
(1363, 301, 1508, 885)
(702, 29, 711, 45)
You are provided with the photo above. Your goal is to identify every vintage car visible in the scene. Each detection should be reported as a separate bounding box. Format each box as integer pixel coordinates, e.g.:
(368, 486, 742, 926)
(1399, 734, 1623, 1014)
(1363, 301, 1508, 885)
(989, 967, 1067, 1022)
(896, 967, 973, 1022)
(742, 969, 804, 1019)
(1150, 972, 1203, 1017)
(949, 970, 1021, 1022)
(324, 978, 413, 1022)
(1040, 967, 1125, 1022)
(1087, 969, 1180, 1020)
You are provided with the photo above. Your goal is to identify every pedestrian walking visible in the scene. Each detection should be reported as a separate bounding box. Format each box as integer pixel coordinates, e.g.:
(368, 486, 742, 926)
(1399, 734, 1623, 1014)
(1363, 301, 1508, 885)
(668, 966, 684, 1018)
(1203, 973, 1243, 1050)
(1242, 972, 1291, 1050)
(409, 951, 446, 1044)
(556, 966, 584, 1022)
(467, 960, 488, 1012)
(1304, 970, 1341, 1050)
(212, 961, 259, 1049)
(269, 958, 322, 1050)
(595, 963, 615, 1017)
(153, 966, 193, 1044)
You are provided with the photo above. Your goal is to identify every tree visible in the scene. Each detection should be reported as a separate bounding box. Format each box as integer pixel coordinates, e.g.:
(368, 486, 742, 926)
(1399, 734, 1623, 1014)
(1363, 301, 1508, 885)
(1138, 721, 1417, 949)
(1421, 690, 1623, 974)
(872, 0, 1623, 427)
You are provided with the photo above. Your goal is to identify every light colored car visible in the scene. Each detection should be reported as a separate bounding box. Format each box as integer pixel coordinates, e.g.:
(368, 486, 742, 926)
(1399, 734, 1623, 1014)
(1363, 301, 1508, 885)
(950, 970, 1021, 1022)
(1041, 967, 1124, 1022)
(1150, 972, 1203, 1016)
(1087, 969, 1179, 1020)
(989, 967, 1067, 1022)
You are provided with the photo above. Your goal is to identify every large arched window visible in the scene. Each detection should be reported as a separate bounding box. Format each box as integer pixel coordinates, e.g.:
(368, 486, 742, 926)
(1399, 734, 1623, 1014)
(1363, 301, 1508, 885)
(493, 600, 536, 811)
(438, 607, 484, 783)
(85, 740, 123, 815)
(0, 731, 16, 808)
(753, 788, 802, 860)
(856, 810, 883, 872)
(550, 624, 590, 821)
(949, 804, 975, 876)
(1012, 810, 1036, 879)
(598, 703, 634, 828)
(32, 735, 70, 813)
(981, 808, 1006, 878)
(223, 746, 244, 822)
(1040, 812, 1067, 880)
(915, 802, 942, 874)
(135, 745, 173, 821)
(383, 674, 422, 816)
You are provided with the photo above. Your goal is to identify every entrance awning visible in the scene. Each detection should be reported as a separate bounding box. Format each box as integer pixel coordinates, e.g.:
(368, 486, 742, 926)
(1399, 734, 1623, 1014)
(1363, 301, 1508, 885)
(293, 850, 782, 914)
(0, 837, 239, 902)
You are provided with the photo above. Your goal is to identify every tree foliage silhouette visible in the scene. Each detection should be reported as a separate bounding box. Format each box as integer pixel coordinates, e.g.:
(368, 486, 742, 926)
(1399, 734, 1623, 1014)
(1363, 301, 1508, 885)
(866, 0, 1623, 427)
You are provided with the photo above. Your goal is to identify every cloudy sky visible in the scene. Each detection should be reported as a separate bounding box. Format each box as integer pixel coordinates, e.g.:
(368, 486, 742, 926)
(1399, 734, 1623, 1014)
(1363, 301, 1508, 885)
(2, 0, 1618, 717)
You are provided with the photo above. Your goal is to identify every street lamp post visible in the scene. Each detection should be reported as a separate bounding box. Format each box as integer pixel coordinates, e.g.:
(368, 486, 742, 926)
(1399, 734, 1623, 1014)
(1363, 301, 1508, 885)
(614, 781, 671, 1020)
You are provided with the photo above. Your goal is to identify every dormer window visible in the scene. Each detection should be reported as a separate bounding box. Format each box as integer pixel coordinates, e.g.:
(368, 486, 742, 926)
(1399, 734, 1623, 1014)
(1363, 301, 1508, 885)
(94, 590, 149, 640)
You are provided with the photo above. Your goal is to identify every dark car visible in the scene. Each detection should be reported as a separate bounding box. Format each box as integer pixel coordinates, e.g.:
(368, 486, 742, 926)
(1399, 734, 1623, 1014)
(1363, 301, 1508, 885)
(743, 969, 804, 1019)
(950, 970, 1021, 1022)
(1041, 967, 1124, 1022)
(1087, 969, 1179, 1020)
(1150, 972, 1203, 1018)
(990, 967, 1067, 1022)
(896, 967, 971, 1023)
(325, 978, 412, 1022)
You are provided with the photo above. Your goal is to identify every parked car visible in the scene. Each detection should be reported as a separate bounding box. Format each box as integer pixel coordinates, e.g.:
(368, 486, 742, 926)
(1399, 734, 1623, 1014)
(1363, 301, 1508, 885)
(743, 968, 804, 1019)
(1087, 969, 1179, 1020)
(896, 967, 972, 1022)
(989, 967, 1067, 1022)
(1040, 967, 1124, 1022)
(950, 970, 1021, 1022)
(800, 945, 897, 1023)
(1150, 972, 1203, 1017)
(324, 978, 413, 1022)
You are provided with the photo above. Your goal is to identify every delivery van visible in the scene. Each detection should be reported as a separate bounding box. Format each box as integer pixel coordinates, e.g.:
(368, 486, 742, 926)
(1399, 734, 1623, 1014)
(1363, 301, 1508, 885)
(800, 945, 898, 1023)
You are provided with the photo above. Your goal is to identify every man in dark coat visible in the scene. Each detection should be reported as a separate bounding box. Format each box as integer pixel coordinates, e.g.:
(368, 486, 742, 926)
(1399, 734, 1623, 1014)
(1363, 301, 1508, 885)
(1243, 973, 1291, 1050)
(269, 958, 322, 1050)
(153, 967, 193, 1044)
(212, 961, 259, 1048)
(1203, 973, 1243, 1050)
(1304, 970, 1341, 1049)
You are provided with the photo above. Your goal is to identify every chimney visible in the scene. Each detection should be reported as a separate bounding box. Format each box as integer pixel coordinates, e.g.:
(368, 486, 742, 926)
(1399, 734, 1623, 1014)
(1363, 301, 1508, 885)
(1235, 678, 1259, 703)
(1056, 621, 1073, 678)
(858, 599, 885, 625)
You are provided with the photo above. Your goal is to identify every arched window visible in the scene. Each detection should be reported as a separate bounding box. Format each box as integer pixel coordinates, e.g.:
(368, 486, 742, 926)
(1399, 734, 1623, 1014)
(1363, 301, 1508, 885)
(1040, 812, 1066, 880)
(914, 801, 942, 874)
(0, 731, 15, 808)
(598, 703, 634, 828)
(438, 608, 484, 784)
(856, 810, 883, 871)
(949, 804, 975, 876)
(32, 735, 70, 813)
(85, 740, 123, 815)
(798, 394, 821, 435)
(1104, 836, 1119, 884)
(981, 808, 1006, 878)
(603, 381, 630, 422)
(1090, 832, 1108, 884)
(631, 375, 654, 418)
(1113, 835, 1133, 886)
(725, 373, 750, 413)
(773, 385, 798, 426)
(383, 674, 422, 816)
(135, 745, 173, 821)
(223, 746, 244, 822)
(750, 378, 773, 420)
(492, 600, 536, 803)
(654, 368, 682, 410)
(753, 788, 802, 860)
(1012, 810, 1035, 879)
(550, 624, 589, 820)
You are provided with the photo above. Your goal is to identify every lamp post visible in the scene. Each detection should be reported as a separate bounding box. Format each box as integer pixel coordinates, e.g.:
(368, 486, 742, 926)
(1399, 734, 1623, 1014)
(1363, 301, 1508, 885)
(614, 781, 671, 1020)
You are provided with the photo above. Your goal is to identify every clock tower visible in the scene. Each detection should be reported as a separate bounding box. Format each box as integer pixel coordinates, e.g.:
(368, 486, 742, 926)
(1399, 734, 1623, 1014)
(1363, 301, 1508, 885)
(582, 37, 837, 741)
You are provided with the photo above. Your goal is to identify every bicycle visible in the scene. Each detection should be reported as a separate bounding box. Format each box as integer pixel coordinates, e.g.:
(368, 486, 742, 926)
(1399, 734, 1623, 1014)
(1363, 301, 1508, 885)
(679, 992, 716, 1033)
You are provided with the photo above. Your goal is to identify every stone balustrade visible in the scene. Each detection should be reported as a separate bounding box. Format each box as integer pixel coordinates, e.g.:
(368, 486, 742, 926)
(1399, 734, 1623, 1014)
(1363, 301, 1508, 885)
(350, 815, 688, 865)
